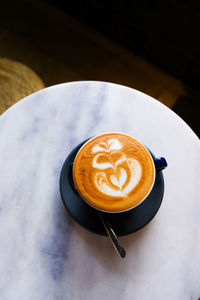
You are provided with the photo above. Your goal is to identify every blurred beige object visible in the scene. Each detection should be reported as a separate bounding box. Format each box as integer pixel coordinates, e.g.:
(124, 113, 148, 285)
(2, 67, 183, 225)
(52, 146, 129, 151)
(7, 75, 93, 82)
(0, 58, 45, 114)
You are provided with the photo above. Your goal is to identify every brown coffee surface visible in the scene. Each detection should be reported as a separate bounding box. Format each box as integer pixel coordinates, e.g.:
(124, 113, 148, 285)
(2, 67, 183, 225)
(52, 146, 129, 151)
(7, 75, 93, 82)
(73, 133, 155, 212)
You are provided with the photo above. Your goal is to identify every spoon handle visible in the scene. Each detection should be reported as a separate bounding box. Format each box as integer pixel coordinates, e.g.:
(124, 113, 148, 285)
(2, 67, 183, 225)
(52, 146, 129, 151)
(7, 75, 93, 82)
(98, 213, 126, 258)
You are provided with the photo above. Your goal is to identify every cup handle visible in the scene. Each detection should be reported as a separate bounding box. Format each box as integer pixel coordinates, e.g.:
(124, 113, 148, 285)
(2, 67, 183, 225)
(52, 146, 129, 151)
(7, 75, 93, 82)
(154, 157, 167, 171)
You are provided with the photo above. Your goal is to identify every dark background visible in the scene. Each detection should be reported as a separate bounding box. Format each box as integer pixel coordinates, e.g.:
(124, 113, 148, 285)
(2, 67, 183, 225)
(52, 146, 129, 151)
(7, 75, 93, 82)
(0, 0, 199, 136)
(45, 0, 200, 136)
(46, 0, 200, 90)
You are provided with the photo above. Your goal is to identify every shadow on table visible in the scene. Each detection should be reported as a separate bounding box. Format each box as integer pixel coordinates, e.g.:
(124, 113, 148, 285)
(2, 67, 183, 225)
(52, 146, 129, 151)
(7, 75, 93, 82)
(74, 219, 154, 269)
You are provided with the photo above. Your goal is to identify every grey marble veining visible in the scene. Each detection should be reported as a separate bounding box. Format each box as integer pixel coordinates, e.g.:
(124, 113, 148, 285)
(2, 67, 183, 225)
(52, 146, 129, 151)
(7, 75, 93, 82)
(0, 81, 200, 299)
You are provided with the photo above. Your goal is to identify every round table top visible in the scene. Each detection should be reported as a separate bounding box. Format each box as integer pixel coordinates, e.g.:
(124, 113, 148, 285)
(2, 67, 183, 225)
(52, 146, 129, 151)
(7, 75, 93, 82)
(0, 81, 199, 300)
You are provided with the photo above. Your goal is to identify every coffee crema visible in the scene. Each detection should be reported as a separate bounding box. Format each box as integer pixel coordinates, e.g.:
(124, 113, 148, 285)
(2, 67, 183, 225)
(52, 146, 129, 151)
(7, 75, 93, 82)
(73, 133, 155, 212)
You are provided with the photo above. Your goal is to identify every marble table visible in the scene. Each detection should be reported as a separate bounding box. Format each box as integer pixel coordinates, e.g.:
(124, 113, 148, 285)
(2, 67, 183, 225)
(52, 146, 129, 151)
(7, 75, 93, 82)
(0, 81, 199, 300)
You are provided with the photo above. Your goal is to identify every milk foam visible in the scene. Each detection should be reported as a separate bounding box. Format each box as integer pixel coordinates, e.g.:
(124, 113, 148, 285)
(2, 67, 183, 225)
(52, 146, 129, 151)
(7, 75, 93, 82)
(92, 139, 122, 153)
(92, 139, 142, 197)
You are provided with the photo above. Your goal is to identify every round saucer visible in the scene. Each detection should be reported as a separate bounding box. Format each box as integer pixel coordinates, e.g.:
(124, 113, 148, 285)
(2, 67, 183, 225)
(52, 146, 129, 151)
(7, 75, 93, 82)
(60, 140, 164, 236)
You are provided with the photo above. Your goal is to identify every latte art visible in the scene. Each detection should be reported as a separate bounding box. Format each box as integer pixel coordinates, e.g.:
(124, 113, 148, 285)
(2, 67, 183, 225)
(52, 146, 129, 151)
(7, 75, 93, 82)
(73, 133, 155, 212)
(92, 139, 142, 197)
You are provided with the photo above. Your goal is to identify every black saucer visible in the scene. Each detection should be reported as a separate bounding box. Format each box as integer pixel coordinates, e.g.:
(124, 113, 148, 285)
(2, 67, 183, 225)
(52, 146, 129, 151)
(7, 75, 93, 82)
(60, 140, 164, 236)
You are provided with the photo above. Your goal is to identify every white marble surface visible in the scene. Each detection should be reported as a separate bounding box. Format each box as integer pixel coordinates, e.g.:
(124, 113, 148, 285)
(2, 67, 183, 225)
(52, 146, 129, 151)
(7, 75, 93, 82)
(0, 81, 200, 300)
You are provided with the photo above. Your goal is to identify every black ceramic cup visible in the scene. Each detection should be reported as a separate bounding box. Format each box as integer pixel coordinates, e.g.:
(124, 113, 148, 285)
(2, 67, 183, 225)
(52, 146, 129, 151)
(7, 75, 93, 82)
(60, 136, 167, 236)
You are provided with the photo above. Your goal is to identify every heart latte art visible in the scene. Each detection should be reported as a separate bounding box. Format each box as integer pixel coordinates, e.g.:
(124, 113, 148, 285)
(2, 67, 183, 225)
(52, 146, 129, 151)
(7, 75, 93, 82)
(92, 139, 142, 197)
(73, 133, 155, 212)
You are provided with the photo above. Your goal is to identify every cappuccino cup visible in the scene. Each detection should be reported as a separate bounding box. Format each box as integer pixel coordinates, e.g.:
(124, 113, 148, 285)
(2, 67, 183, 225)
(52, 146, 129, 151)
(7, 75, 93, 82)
(72, 132, 167, 214)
